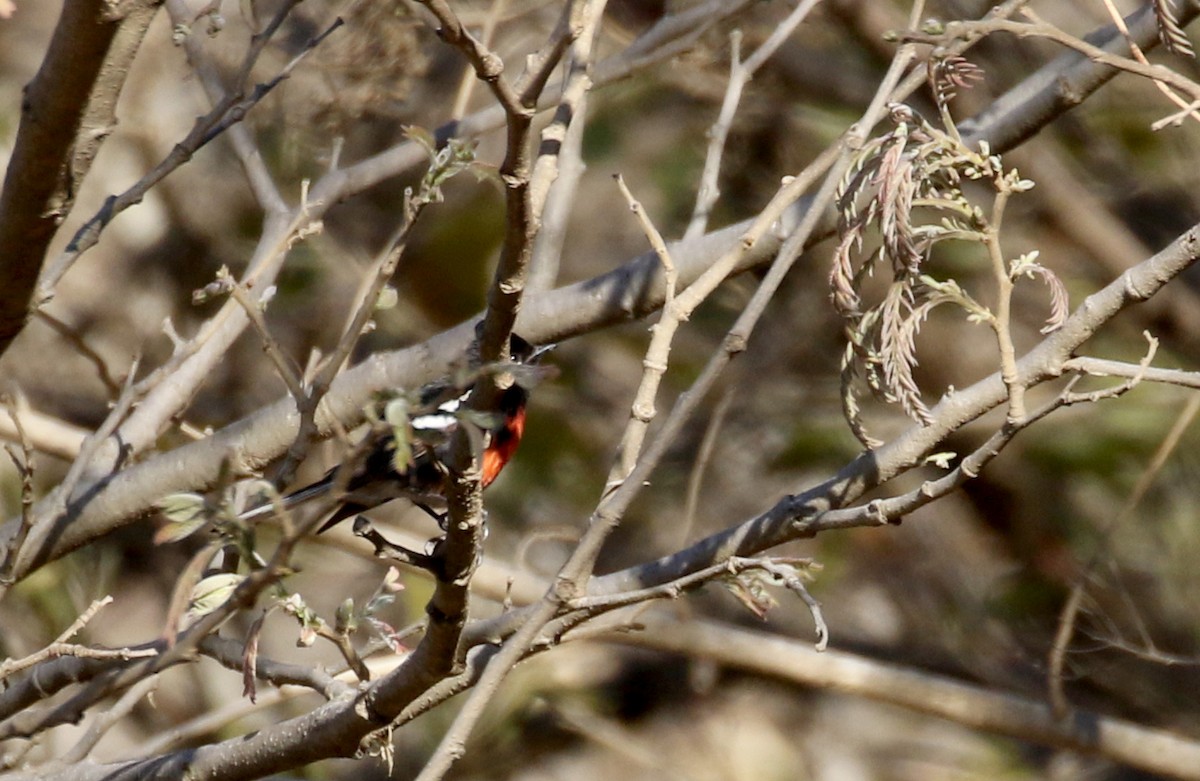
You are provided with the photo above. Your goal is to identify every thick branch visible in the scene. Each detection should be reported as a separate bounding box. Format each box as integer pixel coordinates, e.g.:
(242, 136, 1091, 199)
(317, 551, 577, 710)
(0, 0, 162, 357)
(588, 223, 1200, 597)
(957, 1, 1187, 148)
(0, 0, 1185, 583)
(624, 617, 1200, 780)
(0, 0, 1185, 623)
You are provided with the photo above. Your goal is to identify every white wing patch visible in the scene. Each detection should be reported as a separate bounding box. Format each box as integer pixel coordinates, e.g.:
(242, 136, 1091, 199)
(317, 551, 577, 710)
(411, 393, 465, 433)
(411, 412, 456, 432)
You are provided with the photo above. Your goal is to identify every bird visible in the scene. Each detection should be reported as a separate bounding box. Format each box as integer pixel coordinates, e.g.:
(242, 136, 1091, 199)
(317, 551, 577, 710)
(240, 333, 549, 538)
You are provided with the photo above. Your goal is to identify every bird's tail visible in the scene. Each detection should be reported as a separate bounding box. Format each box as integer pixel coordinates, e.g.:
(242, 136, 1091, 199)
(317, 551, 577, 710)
(238, 476, 333, 522)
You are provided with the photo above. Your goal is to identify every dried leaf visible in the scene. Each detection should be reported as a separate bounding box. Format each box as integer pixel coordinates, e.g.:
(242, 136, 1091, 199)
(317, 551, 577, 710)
(366, 617, 408, 653)
(832, 101, 1041, 434)
(879, 281, 932, 424)
(723, 571, 779, 620)
(243, 612, 267, 703)
(1154, 0, 1195, 57)
(929, 55, 985, 105)
(1021, 263, 1070, 333)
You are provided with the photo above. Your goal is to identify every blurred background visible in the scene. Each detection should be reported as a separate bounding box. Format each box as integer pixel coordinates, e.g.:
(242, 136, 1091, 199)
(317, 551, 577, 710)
(3, 0, 1200, 778)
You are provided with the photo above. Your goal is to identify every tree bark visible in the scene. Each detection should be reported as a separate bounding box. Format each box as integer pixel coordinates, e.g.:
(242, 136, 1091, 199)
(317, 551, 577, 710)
(0, 0, 161, 356)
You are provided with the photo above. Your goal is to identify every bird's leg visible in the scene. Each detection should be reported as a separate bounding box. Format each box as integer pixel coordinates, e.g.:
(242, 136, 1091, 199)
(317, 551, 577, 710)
(413, 501, 449, 529)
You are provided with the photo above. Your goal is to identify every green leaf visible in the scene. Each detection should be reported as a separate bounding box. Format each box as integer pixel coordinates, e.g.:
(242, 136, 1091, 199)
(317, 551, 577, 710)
(384, 399, 413, 471)
(384, 397, 409, 428)
(335, 598, 357, 634)
(403, 124, 436, 155)
(154, 493, 209, 544)
(188, 573, 245, 617)
(374, 286, 399, 311)
(159, 492, 206, 522)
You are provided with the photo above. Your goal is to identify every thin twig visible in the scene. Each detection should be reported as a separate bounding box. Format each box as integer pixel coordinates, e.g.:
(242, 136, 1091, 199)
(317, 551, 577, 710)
(59, 675, 160, 763)
(685, 28, 744, 242)
(525, 3, 599, 294)
(165, 0, 287, 213)
(527, 87, 587, 292)
(756, 558, 829, 651)
(615, 174, 676, 304)
(450, 0, 509, 120)
(681, 387, 734, 546)
(1065, 333, 1156, 405)
(1061, 334, 1158, 404)
(418, 0, 525, 114)
(55, 357, 142, 510)
(1063, 357, 1200, 389)
(685, 0, 824, 240)
(36, 1, 334, 301)
(810, 386, 1072, 536)
(1093, 0, 1200, 128)
(619, 616, 1200, 780)
(224, 272, 307, 404)
(33, 312, 122, 396)
(0, 391, 35, 583)
(984, 185, 1026, 422)
(410, 5, 606, 780)
(912, 13, 1200, 113)
(608, 174, 678, 485)
(0, 597, 155, 682)
(1048, 381, 1199, 718)
(271, 187, 428, 488)
(527, 3, 600, 246)
(198, 634, 351, 699)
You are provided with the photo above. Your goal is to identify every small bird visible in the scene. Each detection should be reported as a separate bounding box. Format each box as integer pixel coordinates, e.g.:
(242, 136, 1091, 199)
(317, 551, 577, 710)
(241, 334, 548, 535)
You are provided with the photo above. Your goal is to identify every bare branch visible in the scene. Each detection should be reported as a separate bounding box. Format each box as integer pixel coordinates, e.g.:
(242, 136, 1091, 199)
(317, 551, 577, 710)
(33, 311, 123, 397)
(1065, 355, 1200, 388)
(0, 0, 161, 357)
(59, 675, 159, 763)
(0, 392, 35, 583)
(224, 272, 307, 403)
(418, 0, 525, 115)
(957, 2, 1200, 146)
(586, 218, 1200, 599)
(36, 1, 336, 304)
(409, 3, 605, 777)
(1050, 385, 1200, 717)
(620, 617, 1200, 780)
(0, 597, 154, 683)
(0, 403, 86, 461)
(685, 0, 824, 239)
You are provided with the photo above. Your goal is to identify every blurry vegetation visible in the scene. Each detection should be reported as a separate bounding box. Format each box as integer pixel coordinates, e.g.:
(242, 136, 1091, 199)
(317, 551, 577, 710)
(3, 0, 1200, 779)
